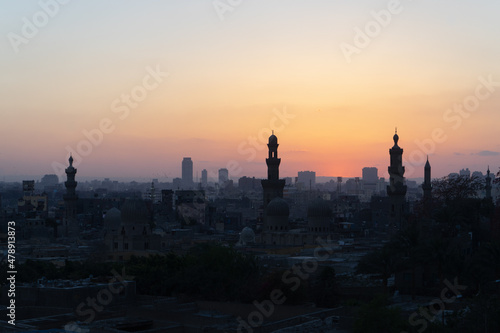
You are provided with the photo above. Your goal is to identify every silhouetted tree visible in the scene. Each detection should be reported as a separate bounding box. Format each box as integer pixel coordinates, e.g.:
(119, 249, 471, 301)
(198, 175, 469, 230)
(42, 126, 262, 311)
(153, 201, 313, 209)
(256, 268, 308, 305)
(353, 294, 409, 333)
(393, 224, 424, 300)
(312, 266, 337, 307)
(356, 245, 400, 292)
(432, 175, 484, 202)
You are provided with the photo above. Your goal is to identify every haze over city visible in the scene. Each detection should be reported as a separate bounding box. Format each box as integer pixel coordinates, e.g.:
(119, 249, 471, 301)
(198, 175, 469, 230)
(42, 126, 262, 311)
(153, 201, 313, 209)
(1, 0, 500, 181)
(4, 2, 500, 332)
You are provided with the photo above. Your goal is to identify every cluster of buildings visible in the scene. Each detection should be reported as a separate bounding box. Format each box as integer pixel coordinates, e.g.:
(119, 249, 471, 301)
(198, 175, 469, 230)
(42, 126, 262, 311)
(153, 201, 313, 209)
(0, 131, 498, 332)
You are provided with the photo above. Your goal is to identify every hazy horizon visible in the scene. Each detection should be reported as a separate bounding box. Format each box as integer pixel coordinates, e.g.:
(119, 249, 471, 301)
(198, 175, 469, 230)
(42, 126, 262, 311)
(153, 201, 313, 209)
(2, 1, 499, 182)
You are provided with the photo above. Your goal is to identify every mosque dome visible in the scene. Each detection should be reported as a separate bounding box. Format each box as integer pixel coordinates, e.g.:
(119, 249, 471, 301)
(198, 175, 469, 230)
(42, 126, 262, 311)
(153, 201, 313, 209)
(266, 197, 289, 217)
(266, 197, 289, 232)
(307, 198, 331, 233)
(240, 227, 256, 244)
(120, 199, 150, 225)
(104, 207, 121, 231)
(307, 198, 332, 218)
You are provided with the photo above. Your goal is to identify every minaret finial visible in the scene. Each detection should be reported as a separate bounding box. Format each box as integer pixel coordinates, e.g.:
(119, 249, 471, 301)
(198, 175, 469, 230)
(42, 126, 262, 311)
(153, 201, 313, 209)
(272, 130, 274, 135)
(393, 128, 399, 146)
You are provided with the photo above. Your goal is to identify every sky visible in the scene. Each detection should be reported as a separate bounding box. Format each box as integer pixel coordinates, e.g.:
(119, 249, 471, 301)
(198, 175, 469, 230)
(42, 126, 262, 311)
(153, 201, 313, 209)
(1, 0, 500, 182)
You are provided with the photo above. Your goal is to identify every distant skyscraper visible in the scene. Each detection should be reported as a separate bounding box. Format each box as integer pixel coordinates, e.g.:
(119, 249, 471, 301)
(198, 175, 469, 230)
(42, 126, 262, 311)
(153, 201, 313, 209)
(218, 168, 229, 185)
(362, 167, 378, 182)
(387, 130, 407, 229)
(297, 171, 316, 190)
(182, 157, 193, 188)
(201, 169, 208, 187)
(362, 167, 378, 191)
(238, 176, 261, 192)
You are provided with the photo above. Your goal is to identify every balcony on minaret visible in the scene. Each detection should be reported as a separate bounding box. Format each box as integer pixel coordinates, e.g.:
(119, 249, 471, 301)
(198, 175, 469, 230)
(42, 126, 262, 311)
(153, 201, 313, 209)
(266, 132, 281, 181)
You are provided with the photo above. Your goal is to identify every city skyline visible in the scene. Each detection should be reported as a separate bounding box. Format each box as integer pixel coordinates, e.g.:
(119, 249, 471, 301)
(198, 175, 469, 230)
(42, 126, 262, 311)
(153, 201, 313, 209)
(2, 1, 500, 181)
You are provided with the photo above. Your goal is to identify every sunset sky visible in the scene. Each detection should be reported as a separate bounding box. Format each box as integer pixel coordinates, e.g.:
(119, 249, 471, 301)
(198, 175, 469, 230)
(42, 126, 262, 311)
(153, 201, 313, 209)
(1, 0, 500, 182)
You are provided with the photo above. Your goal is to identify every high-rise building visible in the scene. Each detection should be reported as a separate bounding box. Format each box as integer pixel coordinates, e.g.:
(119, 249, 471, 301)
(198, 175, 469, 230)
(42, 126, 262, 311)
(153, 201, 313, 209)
(218, 168, 229, 185)
(201, 169, 208, 187)
(297, 171, 316, 190)
(182, 157, 193, 189)
(362, 167, 378, 191)
(238, 176, 261, 192)
(387, 130, 407, 229)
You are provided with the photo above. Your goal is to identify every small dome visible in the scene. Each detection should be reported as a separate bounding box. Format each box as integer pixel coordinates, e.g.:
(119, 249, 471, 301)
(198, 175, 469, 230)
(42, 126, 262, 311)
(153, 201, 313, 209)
(266, 197, 289, 217)
(104, 208, 121, 230)
(240, 227, 255, 243)
(307, 198, 332, 218)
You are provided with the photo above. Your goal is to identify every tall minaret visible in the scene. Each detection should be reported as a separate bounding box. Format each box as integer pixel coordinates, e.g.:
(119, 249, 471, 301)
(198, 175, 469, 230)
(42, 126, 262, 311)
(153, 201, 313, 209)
(422, 156, 432, 200)
(387, 129, 407, 229)
(422, 156, 432, 217)
(63, 155, 78, 236)
(486, 166, 492, 200)
(261, 132, 286, 222)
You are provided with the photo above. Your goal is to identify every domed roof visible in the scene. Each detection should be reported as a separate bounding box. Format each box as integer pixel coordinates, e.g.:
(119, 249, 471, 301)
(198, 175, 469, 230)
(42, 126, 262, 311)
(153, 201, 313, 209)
(120, 199, 150, 224)
(307, 198, 332, 218)
(269, 133, 278, 145)
(266, 197, 289, 217)
(104, 207, 121, 230)
(240, 227, 256, 243)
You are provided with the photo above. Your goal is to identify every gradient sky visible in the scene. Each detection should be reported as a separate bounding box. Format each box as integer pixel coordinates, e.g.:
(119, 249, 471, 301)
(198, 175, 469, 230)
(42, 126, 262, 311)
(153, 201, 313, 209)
(1, 0, 500, 182)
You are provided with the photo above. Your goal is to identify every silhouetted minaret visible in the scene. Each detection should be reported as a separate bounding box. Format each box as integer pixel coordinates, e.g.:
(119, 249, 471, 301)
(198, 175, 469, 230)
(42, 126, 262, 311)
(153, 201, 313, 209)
(64, 155, 78, 218)
(387, 129, 407, 229)
(261, 132, 286, 222)
(423, 156, 432, 200)
(486, 166, 492, 200)
(422, 156, 432, 217)
(63, 155, 78, 236)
